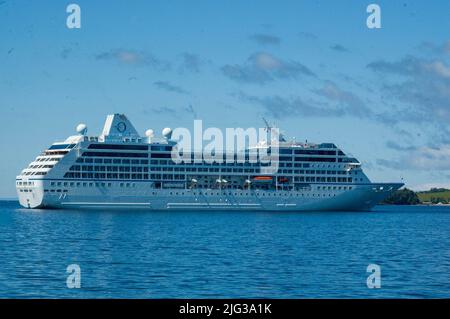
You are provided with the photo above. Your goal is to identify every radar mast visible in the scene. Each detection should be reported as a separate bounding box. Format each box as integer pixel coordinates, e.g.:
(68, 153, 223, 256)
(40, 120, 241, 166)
(262, 117, 287, 142)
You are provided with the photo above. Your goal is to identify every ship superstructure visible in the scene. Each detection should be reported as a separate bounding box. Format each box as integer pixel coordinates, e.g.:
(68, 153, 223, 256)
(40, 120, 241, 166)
(16, 114, 403, 210)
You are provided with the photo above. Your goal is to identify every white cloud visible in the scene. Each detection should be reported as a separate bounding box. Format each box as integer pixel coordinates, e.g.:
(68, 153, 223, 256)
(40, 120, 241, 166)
(425, 61, 450, 78)
(96, 49, 170, 70)
(222, 52, 315, 84)
(378, 144, 450, 171)
(410, 182, 450, 192)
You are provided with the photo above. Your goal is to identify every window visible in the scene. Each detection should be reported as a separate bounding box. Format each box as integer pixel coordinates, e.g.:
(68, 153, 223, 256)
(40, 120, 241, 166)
(82, 152, 148, 158)
(88, 144, 148, 151)
(151, 145, 172, 152)
(150, 153, 172, 159)
(48, 144, 75, 150)
(295, 157, 336, 163)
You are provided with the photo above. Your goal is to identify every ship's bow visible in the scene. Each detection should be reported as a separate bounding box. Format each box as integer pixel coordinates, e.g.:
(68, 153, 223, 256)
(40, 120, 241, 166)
(358, 182, 404, 211)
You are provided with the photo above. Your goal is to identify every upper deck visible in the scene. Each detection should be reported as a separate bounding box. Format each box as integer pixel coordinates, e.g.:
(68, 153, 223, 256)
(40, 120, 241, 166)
(17, 114, 368, 191)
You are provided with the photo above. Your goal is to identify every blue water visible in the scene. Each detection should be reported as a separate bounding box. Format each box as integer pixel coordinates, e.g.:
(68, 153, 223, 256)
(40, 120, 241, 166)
(0, 200, 449, 298)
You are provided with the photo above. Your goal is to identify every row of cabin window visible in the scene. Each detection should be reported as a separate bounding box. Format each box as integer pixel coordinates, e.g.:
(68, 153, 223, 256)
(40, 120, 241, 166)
(76, 156, 347, 166)
(50, 181, 136, 188)
(22, 171, 47, 176)
(64, 173, 186, 180)
(64, 173, 151, 179)
(35, 157, 61, 162)
(70, 165, 149, 172)
(153, 150, 342, 158)
(42, 151, 69, 156)
(16, 181, 35, 186)
(67, 164, 359, 177)
(72, 159, 346, 170)
(68, 165, 353, 175)
(163, 157, 340, 164)
(40, 188, 352, 196)
(279, 149, 341, 155)
(150, 167, 355, 175)
(62, 174, 361, 184)
(82, 146, 172, 155)
(44, 181, 352, 193)
(167, 188, 352, 196)
(76, 158, 148, 165)
(28, 164, 54, 169)
(148, 160, 346, 170)
(295, 177, 353, 183)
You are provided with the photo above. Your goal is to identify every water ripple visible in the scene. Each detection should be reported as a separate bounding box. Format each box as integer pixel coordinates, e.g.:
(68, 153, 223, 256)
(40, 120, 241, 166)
(0, 201, 449, 298)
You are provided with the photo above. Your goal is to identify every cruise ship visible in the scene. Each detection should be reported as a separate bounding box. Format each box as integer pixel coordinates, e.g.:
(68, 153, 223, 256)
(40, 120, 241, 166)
(16, 114, 403, 210)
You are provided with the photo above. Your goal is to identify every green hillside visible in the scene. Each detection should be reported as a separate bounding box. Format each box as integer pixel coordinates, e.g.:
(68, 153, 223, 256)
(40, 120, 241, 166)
(417, 188, 450, 204)
(381, 188, 420, 205)
(381, 187, 450, 205)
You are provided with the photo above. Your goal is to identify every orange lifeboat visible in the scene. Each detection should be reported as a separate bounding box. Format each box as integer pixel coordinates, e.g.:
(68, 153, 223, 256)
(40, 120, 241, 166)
(252, 176, 273, 183)
(278, 177, 289, 183)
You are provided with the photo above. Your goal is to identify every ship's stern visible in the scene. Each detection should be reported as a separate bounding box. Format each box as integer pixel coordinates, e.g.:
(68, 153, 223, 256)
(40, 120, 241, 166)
(16, 179, 46, 209)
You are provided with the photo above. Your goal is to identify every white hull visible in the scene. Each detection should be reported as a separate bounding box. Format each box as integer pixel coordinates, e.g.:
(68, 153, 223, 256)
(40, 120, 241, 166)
(17, 180, 402, 211)
(15, 114, 405, 212)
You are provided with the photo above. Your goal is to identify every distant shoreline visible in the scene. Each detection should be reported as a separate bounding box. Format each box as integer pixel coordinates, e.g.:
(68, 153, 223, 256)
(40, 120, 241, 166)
(382, 188, 450, 206)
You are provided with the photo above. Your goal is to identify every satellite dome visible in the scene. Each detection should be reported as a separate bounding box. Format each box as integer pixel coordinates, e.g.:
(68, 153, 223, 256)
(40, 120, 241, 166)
(145, 129, 154, 138)
(162, 127, 172, 139)
(76, 123, 87, 135)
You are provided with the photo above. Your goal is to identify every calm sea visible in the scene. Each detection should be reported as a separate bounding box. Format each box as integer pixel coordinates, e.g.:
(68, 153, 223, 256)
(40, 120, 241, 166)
(0, 200, 449, 298)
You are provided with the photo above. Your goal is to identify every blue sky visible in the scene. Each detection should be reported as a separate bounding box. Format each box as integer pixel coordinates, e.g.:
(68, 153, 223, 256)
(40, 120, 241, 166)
(1, 0, 450, 197)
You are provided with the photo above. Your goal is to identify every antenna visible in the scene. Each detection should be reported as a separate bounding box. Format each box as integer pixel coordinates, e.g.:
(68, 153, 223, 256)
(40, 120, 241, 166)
(262, 117, 271, 132)
(262, 117, 287, 142)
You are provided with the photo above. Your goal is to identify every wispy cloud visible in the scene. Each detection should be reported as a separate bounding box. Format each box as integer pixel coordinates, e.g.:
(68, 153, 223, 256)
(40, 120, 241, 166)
(386, 141, 417, 151)
(298, 32, 317, 40)
(375, 159, 404, 170)
(236, 91, 344, 119)
(418, 41, 450, 56)
(149, 106, 178, 116)
(312, 81, 372, 118)
(330, 44, 349, 53)
(249, 33, 281, 46)
(179, 53, 204, 73)
(377, 144, 450, 171)
(147, 104, 197, 118)
(235, 80, 417, 126)
(96, 49, 170, 70)
(153, 81, 189, 95)
(61, 48, 72, 59)
(222, 52, 315, 84)
(367, 53, 450, 126)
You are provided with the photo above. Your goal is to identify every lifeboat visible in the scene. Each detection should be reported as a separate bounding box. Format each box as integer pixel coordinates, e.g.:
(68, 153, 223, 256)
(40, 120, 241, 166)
(252, 176, 273, 183)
